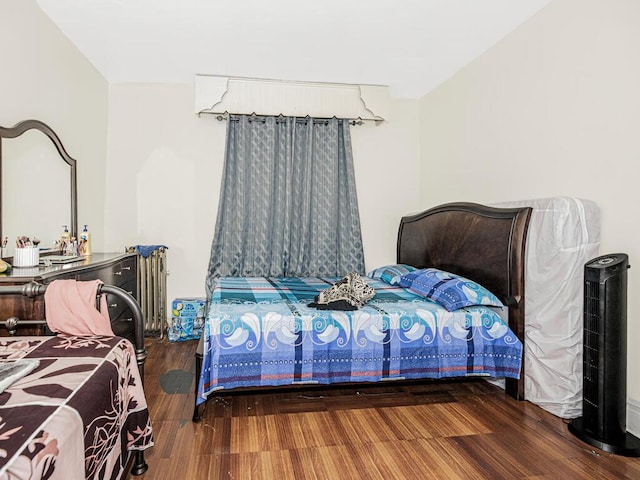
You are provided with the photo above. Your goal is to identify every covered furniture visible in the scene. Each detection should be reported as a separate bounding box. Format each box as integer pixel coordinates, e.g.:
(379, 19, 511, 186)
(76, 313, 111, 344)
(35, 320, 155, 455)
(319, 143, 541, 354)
(494, 197, 601, 418)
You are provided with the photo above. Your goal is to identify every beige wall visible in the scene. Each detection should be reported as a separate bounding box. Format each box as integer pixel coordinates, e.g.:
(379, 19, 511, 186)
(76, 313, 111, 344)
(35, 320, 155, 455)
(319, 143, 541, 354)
(0, 0, 108, 248)
(352, 100, 421, 271)
(105, 84, 420, 305)
(418, 0, 640, 431)
(105, 84, 223, 304)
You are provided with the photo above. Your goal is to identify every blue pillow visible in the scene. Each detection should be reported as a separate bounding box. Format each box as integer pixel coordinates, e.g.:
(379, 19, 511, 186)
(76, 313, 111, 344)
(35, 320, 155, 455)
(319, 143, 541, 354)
(367, 264, 417, 285)
(397, 268, 504, 311)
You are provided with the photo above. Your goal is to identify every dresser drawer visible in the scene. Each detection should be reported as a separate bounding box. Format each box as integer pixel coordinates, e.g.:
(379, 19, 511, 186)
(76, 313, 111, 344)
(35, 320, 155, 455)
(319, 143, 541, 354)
(75, 256, 136, 294)
(110, 257, 136, 290)
(106, 292, 136, 342)
(115, 278, 136, 299)
(105, 291, 135, 321)
(0, 288, 47, 336)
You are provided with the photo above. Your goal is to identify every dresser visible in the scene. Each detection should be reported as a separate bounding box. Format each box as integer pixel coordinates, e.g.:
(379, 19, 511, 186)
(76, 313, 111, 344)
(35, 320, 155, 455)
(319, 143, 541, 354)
(0, 252, 138, 343)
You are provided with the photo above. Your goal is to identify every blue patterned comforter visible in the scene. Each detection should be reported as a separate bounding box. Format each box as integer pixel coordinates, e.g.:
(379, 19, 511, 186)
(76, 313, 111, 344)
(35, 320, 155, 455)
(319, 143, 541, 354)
(196, 277, 522, 405)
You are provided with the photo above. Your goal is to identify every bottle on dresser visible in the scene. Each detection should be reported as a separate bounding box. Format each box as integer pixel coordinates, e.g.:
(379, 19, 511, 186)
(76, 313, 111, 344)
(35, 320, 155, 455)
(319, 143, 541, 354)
(79, 224, 92, 256)
(60, 225, 70, 254)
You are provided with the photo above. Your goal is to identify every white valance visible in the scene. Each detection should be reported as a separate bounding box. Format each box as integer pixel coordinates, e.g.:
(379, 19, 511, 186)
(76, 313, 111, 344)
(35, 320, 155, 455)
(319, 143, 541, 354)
(194, 75, 388, 123)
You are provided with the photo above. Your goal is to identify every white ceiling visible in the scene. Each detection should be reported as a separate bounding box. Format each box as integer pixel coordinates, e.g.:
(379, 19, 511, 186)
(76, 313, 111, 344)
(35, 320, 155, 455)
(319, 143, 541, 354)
(36, 0, 552, 99)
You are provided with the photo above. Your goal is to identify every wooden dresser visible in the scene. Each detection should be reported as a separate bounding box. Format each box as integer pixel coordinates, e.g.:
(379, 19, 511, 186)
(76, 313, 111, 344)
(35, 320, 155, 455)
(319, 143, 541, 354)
(0, 252, 138, 342)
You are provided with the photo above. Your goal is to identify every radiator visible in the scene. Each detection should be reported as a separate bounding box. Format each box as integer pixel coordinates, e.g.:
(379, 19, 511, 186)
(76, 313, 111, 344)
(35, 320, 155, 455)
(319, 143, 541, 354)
(135, 247, 167, 337)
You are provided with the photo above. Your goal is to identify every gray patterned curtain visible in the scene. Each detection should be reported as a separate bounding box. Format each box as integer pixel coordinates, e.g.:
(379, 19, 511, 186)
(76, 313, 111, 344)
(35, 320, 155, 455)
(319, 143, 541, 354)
(205, 115, 365, 297)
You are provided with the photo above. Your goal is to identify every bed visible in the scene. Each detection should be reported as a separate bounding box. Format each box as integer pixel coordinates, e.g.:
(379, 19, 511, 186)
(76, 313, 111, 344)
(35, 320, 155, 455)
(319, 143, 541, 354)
(194, 202, 532, 421)
(0, 283, 153, 479)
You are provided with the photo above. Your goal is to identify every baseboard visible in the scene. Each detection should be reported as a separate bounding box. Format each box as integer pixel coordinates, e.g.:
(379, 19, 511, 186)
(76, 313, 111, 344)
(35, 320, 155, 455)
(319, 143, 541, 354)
(628, 398, 640, 437)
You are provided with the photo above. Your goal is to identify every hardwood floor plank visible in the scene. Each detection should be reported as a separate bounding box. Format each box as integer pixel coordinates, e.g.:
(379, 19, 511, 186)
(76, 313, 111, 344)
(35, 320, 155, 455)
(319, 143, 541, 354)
(230, 414, 281, 453)
(409, 401, 492, 438)
(361, 440, 435, 480)
(373, 405, 431, 441)
(288, 411, 351, 449)
(332, 407, 404, 444)
(289, 445, 384, 480)
(228, 450, 296, 480)
(272, 411, 309, 450)
(143, 420, 182, 459)
(406, 437, 488, 479)
(445, 433, 544, 479)
(192, 416, 232, 456)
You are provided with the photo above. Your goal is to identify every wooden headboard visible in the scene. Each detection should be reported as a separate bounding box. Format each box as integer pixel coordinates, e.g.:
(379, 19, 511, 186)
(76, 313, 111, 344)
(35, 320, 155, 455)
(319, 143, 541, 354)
(396, 202, 532, 400)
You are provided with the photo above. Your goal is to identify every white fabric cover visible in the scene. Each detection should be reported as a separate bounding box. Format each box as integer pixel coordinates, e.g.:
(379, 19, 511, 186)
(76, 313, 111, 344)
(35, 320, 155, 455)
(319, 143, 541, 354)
(494, 197, 600, 418)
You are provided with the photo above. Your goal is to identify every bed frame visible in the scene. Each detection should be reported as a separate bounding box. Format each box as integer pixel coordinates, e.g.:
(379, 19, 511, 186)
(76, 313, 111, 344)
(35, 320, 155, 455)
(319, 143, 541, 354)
(193, 201, 532, 420)
(397, 202, 531, 399)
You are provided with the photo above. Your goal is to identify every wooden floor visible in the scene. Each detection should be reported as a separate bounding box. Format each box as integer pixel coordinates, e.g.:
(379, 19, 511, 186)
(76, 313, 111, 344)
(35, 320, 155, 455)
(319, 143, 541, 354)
(129, 337, 640, 480)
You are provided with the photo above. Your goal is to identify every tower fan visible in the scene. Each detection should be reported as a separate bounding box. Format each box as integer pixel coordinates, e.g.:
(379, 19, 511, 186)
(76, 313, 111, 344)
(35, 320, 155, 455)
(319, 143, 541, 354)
(569, 253, 640, 456)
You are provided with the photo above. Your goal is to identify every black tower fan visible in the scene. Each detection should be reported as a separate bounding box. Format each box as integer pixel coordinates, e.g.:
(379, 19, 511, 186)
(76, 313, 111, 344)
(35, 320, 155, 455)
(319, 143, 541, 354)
(569, 253, 640, 456)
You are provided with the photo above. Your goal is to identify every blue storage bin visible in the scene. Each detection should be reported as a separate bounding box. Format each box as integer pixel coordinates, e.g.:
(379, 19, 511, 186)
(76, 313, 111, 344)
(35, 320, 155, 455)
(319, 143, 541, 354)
(168, 298, 206, 342)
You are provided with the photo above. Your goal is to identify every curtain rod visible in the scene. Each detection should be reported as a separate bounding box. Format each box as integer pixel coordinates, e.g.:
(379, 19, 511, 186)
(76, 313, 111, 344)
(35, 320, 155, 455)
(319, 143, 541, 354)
(199, 111, 384, 126)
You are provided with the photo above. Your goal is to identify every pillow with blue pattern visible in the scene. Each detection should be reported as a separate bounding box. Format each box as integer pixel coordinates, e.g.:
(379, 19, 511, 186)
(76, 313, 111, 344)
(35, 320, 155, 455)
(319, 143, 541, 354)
(397, 268, 504, 311)
(367, 264, 417, 285)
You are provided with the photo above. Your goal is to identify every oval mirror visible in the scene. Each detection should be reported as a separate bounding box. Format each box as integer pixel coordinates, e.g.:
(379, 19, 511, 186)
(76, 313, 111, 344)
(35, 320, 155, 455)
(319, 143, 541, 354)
(0, 120, 78, 257)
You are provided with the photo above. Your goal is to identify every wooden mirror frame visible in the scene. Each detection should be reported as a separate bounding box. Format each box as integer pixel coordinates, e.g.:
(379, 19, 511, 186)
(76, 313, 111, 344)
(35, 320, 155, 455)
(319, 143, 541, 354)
(0, 119, 78, 250)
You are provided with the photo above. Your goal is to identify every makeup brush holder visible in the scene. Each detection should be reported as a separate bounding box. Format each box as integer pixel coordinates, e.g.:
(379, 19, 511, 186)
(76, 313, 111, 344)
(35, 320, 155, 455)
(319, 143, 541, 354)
(14, 246, 39, 268)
